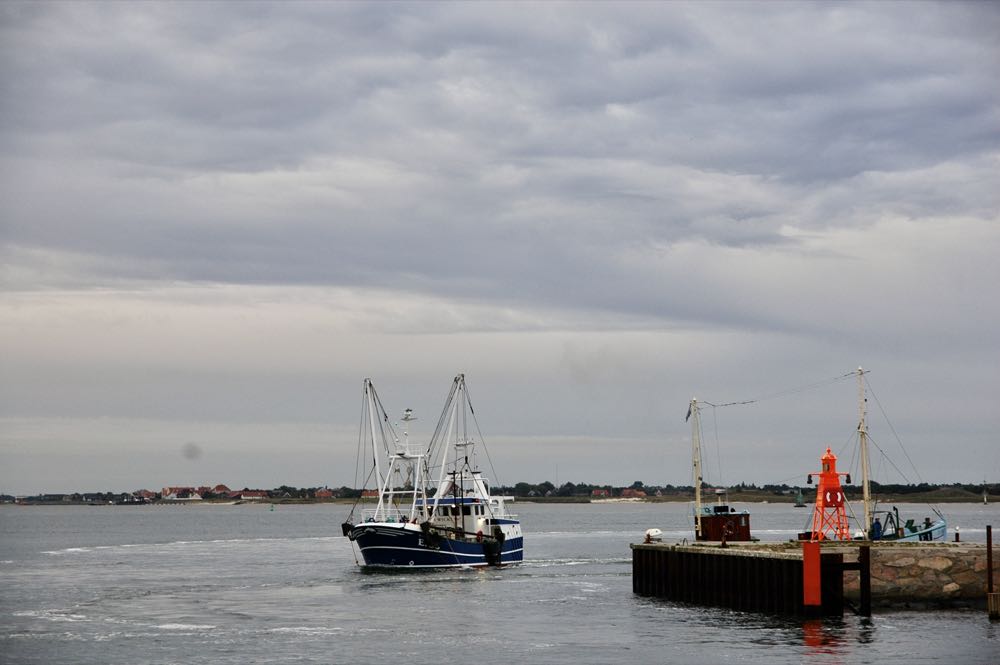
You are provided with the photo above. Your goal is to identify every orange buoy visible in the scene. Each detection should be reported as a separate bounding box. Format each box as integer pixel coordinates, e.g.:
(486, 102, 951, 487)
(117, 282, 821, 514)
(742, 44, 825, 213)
(807, 447, 851, 541)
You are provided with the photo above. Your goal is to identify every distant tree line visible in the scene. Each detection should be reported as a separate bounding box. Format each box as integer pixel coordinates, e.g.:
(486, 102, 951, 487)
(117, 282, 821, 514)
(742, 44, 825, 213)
(7, 481, 996, 504)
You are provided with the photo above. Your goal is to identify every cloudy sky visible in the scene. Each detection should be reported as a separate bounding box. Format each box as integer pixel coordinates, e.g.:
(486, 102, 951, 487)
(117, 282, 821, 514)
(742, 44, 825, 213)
(1, 2, 998, 495)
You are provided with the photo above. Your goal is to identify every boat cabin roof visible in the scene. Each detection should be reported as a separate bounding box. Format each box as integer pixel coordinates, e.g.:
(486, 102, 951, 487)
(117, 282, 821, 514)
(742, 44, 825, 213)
(415, 497, 486, 506)
(699, 504, 748, 515)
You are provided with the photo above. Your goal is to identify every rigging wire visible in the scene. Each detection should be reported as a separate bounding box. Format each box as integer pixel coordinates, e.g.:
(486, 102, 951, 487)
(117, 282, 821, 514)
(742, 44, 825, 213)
(463, 381, 502, 493)
(702, 371, 856, 410)
(695, 370, 855, 487)
(841, 430, 859, 485)
(771, 473, 808, 486)
(711, 405, 724, 488)
(865, 376, 927, 486)
(426, 377, 461, 461)
(354, 383, 366, 494)
(459, 380, 505, 523)
(867, 434, 914, 484)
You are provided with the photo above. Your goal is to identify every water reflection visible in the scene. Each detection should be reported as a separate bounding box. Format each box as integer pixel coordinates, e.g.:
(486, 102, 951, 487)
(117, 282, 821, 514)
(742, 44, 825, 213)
(855, 617, 875, 645)
(801, 618, 844, 656)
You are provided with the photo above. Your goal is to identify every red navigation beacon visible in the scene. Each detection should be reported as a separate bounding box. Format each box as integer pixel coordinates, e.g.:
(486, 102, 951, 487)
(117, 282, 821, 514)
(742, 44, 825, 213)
(806, 447, 851, 541)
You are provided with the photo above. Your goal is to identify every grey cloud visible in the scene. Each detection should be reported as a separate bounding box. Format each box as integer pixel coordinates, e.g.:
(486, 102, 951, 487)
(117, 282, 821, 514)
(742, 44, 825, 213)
(1, 2, 998, 492)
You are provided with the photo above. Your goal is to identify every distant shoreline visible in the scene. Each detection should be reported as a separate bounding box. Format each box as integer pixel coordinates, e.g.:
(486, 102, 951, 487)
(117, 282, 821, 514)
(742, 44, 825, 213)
(7, 492, 991, 506)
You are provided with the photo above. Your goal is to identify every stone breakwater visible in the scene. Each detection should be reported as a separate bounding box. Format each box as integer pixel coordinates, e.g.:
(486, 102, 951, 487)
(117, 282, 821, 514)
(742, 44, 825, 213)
(841, 543, 997, 608)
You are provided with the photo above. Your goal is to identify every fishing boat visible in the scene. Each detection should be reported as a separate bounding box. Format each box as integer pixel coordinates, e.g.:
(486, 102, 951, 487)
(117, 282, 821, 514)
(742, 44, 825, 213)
(687, 398, 752, 542)
(342, 374, 523, 568)
(851, 367, 946, 542)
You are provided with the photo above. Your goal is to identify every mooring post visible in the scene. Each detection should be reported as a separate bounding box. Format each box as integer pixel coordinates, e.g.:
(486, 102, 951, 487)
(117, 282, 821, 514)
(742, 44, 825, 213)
(989, 525, 994, 594)
(858, 545, 871, 617)
(988, 524, 999, 621)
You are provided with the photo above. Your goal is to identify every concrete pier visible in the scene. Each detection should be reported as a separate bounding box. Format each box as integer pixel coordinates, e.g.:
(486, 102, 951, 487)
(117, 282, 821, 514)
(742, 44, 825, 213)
(631, 542, 853, 616)
(632, 540, 997, 614)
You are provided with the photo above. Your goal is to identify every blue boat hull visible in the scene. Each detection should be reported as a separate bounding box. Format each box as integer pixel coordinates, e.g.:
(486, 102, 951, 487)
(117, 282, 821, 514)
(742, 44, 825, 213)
(349, 523, 524, 568)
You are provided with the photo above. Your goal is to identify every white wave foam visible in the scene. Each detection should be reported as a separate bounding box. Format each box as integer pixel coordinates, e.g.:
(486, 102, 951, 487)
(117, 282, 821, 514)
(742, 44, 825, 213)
(156, 623, 216, 631)
(14, 609, 89, 623)
(41, 547, 92, 555)
(270, 626, 341, 635)
(38, 535, 340, 557)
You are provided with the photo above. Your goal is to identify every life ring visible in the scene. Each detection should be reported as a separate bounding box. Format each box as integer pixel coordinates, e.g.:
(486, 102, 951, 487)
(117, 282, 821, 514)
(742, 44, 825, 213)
(476, 530, 483, 543)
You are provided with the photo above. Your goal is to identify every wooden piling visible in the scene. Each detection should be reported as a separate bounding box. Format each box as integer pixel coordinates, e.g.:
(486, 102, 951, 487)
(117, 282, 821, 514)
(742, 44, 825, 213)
(858, 545, 871, 617)
(989, 525, 998, 621)
(988, 525, 994, 595)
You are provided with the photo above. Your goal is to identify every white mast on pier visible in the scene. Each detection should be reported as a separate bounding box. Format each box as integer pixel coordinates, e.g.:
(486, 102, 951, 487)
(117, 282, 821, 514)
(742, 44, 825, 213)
(857, 367, 873, 539)
(690, 398, 703, 539)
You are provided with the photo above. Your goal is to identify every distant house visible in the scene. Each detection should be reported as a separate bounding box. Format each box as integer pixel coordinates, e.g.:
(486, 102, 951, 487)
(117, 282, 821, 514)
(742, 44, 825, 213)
(162, 487, 202, 500)
(621, 488, 647, 499)
(361, 489, 379, 499)
(315, 488, 334, 499)
(239, 490, 269, 501)
(591, 489, 611, 498)
(135, 489, 158, 501)
(212, 484, 231, 495)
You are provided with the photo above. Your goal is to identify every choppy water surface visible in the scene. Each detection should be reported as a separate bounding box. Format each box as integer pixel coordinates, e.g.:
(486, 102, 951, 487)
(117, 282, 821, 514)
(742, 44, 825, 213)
(1, 502, 997, 664)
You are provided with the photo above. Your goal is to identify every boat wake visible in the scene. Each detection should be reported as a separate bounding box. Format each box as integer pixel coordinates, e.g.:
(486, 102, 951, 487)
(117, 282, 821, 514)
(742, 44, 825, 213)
(522, 557, 630, 567)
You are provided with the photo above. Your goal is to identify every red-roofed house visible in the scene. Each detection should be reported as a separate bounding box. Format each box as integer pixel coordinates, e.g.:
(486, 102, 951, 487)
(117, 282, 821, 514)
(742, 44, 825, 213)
(240, 490, 269, 501)
(315, 488, 334, 499)
(162, 487, 202, 500)
(213, 484, 231, 495)
(621, 488, 647, 499)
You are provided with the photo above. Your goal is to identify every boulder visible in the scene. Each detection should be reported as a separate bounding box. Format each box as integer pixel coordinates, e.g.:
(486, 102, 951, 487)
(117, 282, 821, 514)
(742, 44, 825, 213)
(916, 556, 953, 572)
(942, 582, 961, 596)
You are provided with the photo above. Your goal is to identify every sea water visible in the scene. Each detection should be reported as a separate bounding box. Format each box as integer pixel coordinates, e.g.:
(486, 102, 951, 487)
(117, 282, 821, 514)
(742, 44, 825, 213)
(1, 502, 997, 664)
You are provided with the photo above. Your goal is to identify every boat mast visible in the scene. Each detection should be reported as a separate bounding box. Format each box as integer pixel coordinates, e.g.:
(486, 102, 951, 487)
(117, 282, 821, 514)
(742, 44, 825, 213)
(857, 367, 873, 539)
(431, 375, 463, 522)
(365, 379, 387, 518)
(690, 398, 703, 539)
(401, 408, 420, 519)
